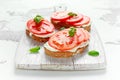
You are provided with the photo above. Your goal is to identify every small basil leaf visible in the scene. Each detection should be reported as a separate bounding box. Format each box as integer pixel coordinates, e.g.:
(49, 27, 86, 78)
(34, 15, 43, 24)
(60, 27, 65, 30)
(68, 12, 77, 16)
(29, 46, 40, 53)
(88, 50, 99, 56)
(69, 27, 76, 37)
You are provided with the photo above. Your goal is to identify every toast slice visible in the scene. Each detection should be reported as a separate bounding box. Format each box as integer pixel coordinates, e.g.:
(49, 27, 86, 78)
(44, 45, 88, 58)
(26, 29, 49, 42)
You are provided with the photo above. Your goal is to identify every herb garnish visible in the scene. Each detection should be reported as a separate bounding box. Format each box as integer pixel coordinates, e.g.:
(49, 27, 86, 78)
(88, 50, 99, 56)
(69, 27, 76, 37)
(34, 15, 43, 24)
(60, 27, 66, 30)
(29, 46, 40, 53)
(68, 12, 77, 16)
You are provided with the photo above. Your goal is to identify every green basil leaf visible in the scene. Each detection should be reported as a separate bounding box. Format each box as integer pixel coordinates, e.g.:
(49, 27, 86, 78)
(60, 27, 65, 30)
(68, 12, 77, 16)
(29, 46, 40, 53)
(34, 15, 43, 24)
(69, 27, 76, 37)
(88, 50, 99, 56)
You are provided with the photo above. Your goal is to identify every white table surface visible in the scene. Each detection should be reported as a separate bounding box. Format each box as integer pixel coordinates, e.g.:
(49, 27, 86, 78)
(0, 0, 120, 80)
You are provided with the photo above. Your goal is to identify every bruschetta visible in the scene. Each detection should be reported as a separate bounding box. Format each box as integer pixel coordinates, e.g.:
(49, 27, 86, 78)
(44, 27, 90, 58)
(51, 11, 91, 31)
(26, 15, 55, 42)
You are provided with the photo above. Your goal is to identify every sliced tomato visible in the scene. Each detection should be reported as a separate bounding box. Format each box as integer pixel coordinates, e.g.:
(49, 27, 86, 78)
(71, 16, 90, 26)
(76, 28, 85, 44)
(81, 29, 90, 41)
(51, 11, 70, 21)
(27, 19, 54, 35)
(66, 14, 83, 24)
(48, 29, 78, 51)
(27, 19, 36, 28)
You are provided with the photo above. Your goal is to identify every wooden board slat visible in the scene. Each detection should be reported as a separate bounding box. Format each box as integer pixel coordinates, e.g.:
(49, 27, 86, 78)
(15, 26, 106, 71)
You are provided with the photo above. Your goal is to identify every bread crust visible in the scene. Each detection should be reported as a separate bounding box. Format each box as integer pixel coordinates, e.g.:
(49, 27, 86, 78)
(44, 45, 88, 58)
(83, 25, 91, 32)
(26, 29, 49, 42)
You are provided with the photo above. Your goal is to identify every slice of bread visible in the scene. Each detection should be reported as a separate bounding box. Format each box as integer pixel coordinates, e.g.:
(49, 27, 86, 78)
(83, 25, 91, 32)
(26, 29, 49, 42)
(44, 45, 88, 58)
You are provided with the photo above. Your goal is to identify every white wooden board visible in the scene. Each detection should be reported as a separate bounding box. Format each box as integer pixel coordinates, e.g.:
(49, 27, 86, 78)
(15, 26, 106, 71)
(15, 7, 106, 70)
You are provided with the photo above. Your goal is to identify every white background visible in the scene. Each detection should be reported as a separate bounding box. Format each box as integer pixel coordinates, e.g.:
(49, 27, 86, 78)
(0, 0, 120, 80)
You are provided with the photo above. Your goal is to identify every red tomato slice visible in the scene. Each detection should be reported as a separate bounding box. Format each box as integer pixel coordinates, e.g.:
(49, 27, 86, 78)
(76, 28, 85, 44)
(81, 29, 90, 41)
(71, 16, 90, 26)
(48, 29, 78, 51)
(27, 19, 36, 28)
(27, 19, 54, 35)
(66, 14, 83, 24)
(51, 11, 70, 21)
